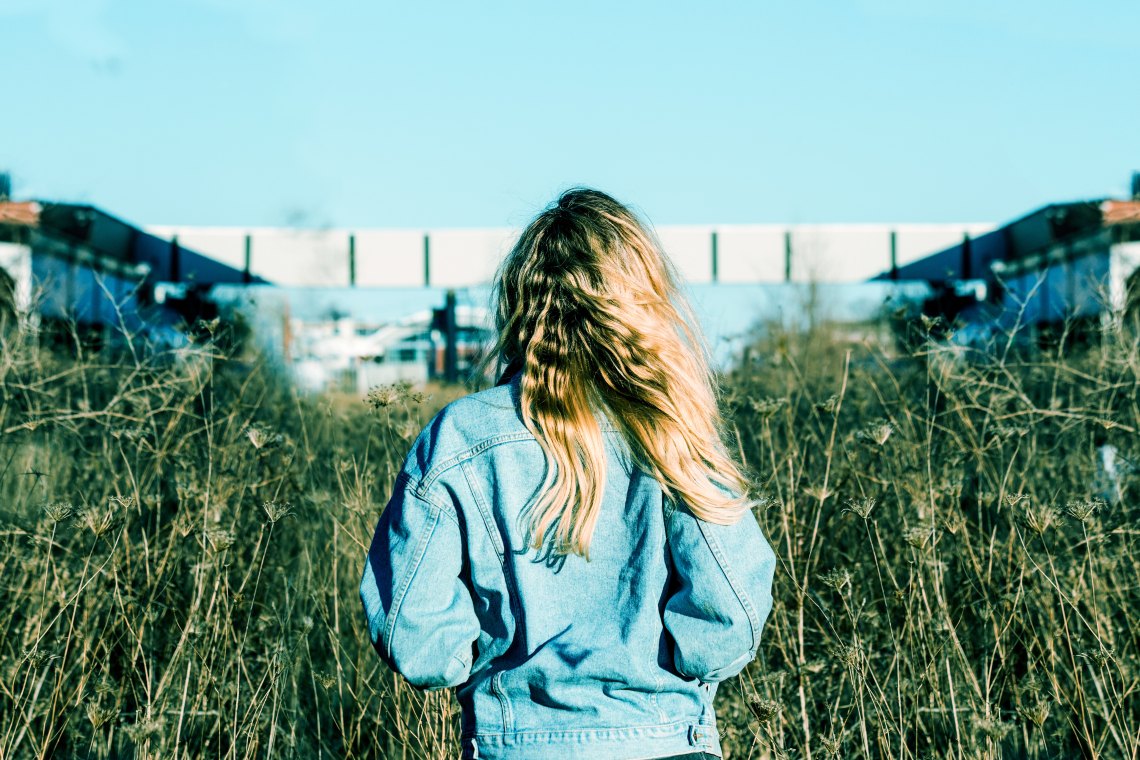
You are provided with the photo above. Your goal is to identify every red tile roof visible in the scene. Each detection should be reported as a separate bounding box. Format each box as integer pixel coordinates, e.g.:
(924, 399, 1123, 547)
(0, 201, 41, 227)
(1102, 200, 1140, 227)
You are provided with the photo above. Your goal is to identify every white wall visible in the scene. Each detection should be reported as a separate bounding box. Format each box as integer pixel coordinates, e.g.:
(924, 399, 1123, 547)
(893, 224, 991, 268)
(149, 226, 248, 271)
(656, 226, 714, 283)
(251, 229, 350, 286)
(0, 242, 32, 312)
(428, 228, 517, 288)
(788, 225, 888, 282)
(146, 222, 995, 286)
(715, 225, 787, 283)
(1110, 242, 1140, 314)
(354, 230, 425, 287)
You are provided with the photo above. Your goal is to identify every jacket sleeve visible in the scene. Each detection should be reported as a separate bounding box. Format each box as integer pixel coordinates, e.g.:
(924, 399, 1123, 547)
(360, 471, 480, 691)
(662, 491, 776, 683)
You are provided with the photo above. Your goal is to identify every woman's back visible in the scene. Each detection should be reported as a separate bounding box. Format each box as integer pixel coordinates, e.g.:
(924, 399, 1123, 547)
(361, 373, 775, 759)
(361, 187, 776, 759)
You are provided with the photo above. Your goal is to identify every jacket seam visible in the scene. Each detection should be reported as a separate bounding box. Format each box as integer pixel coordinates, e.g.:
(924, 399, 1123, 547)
(490, 670, 513, 733)
(398, 471, 460, 527)
(418, 432, 535, 493)
(463, 716, 711, 739)
(650, 674, 666, 723)
(416, 424, 620, 494)
(696, 520, 761, 650)
(460, 460, 505, 562)
(381, 505, 442, 658)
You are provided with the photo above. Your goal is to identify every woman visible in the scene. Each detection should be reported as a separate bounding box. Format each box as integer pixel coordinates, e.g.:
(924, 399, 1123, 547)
(360, 188, 776, 759)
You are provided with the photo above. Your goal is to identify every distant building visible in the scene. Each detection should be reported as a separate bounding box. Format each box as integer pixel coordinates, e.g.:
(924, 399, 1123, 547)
(878, 176, 1140, 338)
(0, 193, 259, 341)
(288, 302, 492, 393)
(24, 174, 1077, 391)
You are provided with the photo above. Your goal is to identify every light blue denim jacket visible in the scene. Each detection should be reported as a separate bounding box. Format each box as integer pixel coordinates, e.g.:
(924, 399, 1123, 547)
(360, 373, 777, 759)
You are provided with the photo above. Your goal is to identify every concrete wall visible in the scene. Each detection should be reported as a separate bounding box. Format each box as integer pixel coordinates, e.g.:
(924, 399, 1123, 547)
(148, 222, 994, 287)
(0, 242, 32, 312)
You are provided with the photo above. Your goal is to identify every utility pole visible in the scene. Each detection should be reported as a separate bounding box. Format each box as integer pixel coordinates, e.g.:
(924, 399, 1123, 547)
(444, 289, 458, 383)
(431, 289, 459, 383)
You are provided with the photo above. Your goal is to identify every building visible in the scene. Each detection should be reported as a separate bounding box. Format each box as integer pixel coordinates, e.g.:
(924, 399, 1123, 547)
(878, 176, 1140, 339)
(1, 173, 1006, 390)
(0, 196, 260, 341)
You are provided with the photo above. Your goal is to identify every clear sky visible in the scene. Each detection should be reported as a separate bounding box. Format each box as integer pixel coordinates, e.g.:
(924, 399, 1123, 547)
(2, 1, 1137, 230)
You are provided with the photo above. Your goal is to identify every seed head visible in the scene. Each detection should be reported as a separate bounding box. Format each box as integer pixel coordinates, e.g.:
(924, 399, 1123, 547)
(1003, 492, 1029, 509)
(859, 421, 894, 446)
(245, 426, 283, 450)
(819, 568, 852, 592)
(22, 647, 58, 669)
(1021, 502, 1060, 537)
(1018, 700, 1050, 729)
(262, 500, 293, 524)
(80, 506, 118, 538)
(903, 525, 933, 550)
(750, 397, 786, 420)
(843, 497, 876, 520)
(1079, 646, 1116, 667)
(43, 502, 74, 524)
(205, 528, 235, 553)
(829, 643, 863, 669)
(1064, 499, 1103, 524)
(940, 511, 966, 536)
(972, 714, 1013, 741)
(365, 385, 401, 410)
(746, 695, 781, 724)
(87, 702, 118, 729)
(393, 379, 428, 404)
(815, 395, 839, 415)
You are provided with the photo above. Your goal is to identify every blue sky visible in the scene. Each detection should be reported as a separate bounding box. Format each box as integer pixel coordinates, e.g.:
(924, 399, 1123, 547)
(1, 1, 1137, 230)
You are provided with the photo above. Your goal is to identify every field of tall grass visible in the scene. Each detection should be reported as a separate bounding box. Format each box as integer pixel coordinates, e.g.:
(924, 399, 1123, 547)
(0, 310, 1137, 759)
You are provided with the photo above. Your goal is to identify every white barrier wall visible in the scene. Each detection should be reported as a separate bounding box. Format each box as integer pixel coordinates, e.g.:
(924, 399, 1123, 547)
(253, 229, 351, 286)
(428, 228, 517, 288)
(656, 226, 714, 283)
(146, 223, 994, 287)
(354, 230, 425, 287)
(149, 227, 248, 271)
(900, 224, 997, 269)
(794, 225, 923, 283)
(716, 226, 788, 283)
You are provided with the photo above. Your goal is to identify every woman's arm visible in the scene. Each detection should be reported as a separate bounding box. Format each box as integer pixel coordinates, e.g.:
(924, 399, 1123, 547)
(360, 471, 480, 691)
(662, 494, 777, 683)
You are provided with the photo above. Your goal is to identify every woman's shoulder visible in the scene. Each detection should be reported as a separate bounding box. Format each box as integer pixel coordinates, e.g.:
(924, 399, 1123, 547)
(400, 383, 532, 485)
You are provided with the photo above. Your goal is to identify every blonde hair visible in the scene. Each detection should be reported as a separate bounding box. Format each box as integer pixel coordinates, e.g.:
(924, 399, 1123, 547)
(477, 188, 751, 558)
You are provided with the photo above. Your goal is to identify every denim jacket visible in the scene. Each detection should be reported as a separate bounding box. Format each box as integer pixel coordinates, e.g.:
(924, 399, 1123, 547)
(360, 373, 777, 759)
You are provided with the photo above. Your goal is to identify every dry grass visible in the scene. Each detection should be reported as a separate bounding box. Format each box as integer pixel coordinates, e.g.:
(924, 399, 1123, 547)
(0, 310, 1137, 759)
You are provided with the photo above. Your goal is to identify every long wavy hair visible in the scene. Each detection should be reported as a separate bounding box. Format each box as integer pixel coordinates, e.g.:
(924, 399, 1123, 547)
(476, 188, 752, 558)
